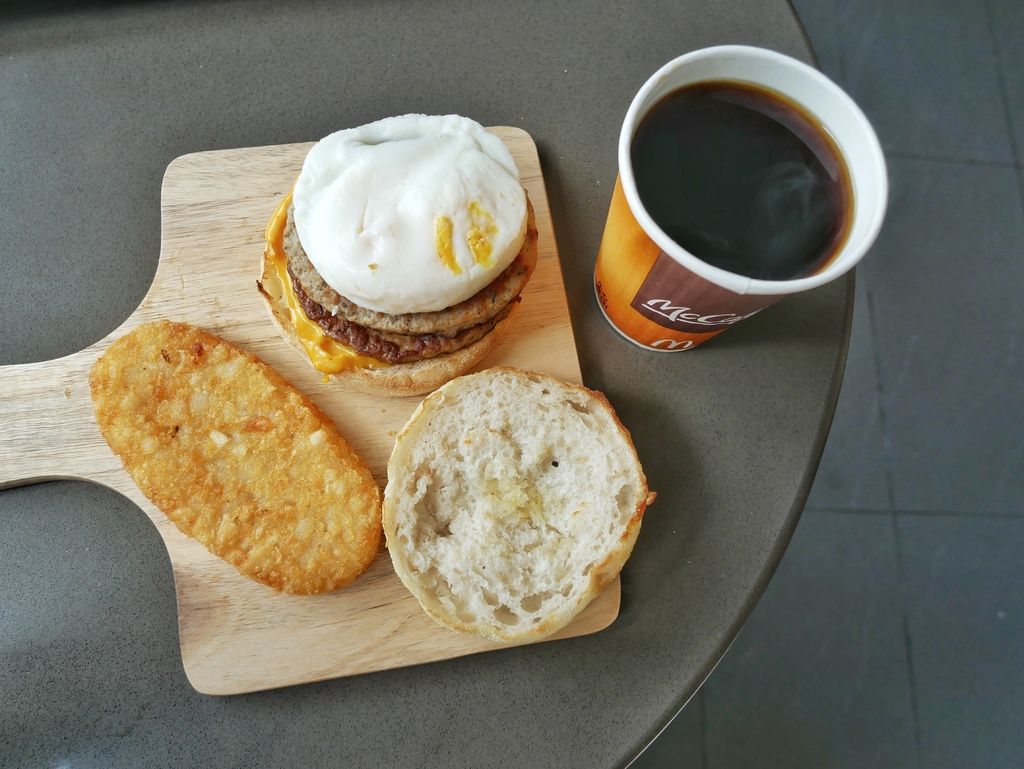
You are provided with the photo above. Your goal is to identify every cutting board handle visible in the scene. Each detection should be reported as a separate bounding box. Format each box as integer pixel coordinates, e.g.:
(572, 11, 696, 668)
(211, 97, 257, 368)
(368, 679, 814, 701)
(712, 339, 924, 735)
(0, 348, 111, 489)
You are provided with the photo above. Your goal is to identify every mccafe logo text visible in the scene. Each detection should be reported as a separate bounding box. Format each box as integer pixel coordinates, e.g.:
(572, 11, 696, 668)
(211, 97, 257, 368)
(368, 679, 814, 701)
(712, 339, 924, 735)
(628, 251, 773, 334)
(639, 299, 760, 328)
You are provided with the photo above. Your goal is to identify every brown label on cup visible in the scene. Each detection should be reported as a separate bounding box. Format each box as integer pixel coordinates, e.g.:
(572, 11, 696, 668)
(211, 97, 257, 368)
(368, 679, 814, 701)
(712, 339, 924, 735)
(629, 251, 775, 333)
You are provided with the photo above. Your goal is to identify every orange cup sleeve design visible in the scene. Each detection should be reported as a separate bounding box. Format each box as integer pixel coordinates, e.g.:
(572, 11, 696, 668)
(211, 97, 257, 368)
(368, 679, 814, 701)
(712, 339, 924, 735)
(595, 176, 778, 350)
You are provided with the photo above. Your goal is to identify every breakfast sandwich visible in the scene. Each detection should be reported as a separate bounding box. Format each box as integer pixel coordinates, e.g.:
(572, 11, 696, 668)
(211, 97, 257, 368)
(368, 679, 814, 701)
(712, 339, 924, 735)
(259, 114, 538, 396)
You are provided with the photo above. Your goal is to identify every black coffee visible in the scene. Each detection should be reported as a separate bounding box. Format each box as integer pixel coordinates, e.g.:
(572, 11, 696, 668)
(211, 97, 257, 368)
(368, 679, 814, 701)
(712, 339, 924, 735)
(631, 80, 852, 281)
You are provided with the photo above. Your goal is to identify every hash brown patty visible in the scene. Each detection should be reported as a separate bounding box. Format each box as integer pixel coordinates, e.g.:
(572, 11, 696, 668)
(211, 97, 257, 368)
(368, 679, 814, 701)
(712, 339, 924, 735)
(90, 320, 382, 594)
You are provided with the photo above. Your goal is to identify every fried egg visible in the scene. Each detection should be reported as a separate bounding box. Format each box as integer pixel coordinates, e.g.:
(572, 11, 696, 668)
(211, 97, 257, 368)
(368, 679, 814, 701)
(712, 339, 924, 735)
(292, 114, 528, 315)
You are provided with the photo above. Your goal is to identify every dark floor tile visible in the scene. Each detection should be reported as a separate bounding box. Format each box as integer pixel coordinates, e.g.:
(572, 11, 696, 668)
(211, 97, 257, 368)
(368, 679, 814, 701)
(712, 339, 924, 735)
(989, 0, 1024, 160)
(703, 513, 918, 769)
(837, 0, 1013, 162)
(861, 158, 1024, 514)
(631, 693, 704, 769)
(790, 0, 843, 78)
(807, 276, 891, 511)
(897, 515, 1024, 769)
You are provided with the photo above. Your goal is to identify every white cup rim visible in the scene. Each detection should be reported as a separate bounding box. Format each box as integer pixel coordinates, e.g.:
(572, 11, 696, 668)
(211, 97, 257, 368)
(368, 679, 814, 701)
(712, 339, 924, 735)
(618, 45, 888, 296)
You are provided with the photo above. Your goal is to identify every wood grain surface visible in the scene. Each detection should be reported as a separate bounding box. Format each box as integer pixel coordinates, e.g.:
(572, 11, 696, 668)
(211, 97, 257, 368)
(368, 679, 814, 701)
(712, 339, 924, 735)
(0, 128, 620, 695)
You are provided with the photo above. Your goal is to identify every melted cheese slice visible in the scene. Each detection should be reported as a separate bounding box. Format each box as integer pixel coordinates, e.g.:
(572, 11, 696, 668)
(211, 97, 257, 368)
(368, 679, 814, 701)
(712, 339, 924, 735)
(263, 192, 387, 375)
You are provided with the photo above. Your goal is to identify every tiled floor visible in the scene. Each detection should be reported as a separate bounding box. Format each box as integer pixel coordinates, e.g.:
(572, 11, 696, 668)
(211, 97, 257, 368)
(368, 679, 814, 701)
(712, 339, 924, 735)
(635, 1, 1024, 766)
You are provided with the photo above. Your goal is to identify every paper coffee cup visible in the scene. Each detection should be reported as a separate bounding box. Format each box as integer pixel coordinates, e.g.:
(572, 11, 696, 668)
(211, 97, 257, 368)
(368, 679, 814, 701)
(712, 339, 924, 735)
(594, 45, 888, 351)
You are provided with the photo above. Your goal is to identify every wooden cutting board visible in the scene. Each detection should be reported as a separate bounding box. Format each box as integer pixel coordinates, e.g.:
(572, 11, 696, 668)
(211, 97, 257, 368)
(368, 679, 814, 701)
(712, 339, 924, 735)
(0, 128, 619, 695)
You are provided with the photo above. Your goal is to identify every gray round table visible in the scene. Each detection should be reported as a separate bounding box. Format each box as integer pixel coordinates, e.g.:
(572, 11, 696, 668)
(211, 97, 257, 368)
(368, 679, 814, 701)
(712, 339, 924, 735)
(0, 2, 850, 767)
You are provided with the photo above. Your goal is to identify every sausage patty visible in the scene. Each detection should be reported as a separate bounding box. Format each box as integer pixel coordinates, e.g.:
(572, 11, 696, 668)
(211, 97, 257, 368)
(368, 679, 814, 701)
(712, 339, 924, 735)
(289, 267, 516, 364)
(283, 201, 537, 338)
